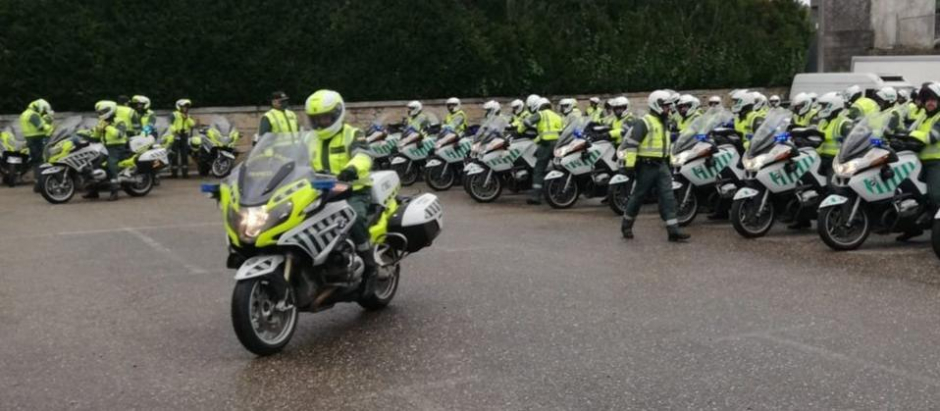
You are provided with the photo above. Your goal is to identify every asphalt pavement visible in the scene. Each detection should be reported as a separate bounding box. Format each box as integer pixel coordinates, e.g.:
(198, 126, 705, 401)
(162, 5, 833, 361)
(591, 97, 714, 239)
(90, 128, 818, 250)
(1, 178, 939, 410)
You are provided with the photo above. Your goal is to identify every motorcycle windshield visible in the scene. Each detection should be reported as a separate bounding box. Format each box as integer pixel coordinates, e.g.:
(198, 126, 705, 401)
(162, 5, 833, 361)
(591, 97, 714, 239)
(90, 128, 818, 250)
(367, 113, 390, 134)
(673, 107, 734, 155)
(154, 116, 170, 137)
(475, 115, 509, 144)
(838, 111, 892, 163)
(745, 108, 791, 159)
(46, 116, 85, 146)
(556, 117, 589, 147)
(237, 132, 312, 206)
(208, 115, 234, 145)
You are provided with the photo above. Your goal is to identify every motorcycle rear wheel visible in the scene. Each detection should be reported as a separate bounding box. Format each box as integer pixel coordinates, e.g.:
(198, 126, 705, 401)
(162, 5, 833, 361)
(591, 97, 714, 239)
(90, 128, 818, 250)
(123, 173, 154, 197)
(231, 277, 298, 356)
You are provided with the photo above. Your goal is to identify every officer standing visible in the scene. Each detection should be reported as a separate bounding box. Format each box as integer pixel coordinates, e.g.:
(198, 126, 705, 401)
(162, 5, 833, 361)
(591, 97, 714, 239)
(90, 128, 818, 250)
(168, 99, 196, 178)
(620, 90, 690, 242)
(908, 82, 940, 241)
(303, 90, 377, 285)
(520, 97, 563, 205)
(19, 99, 54, 192)
(258, 91, 299, 138)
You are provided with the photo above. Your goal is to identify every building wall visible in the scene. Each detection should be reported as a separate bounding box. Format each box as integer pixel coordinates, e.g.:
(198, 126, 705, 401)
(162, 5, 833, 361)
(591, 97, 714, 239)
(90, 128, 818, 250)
(871, 0, 935, 49)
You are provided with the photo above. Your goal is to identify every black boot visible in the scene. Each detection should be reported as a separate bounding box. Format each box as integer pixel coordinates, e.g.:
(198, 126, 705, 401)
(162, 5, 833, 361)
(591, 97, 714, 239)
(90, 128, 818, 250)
(526, 190, 542, 205)
(667, 224, 690, 242)
(621, 218, 634, 239)
(82, 190, 100, 199)
(896, 229, 924, 242)
(707, 211, 728, 220)
(357, 246, 378, 295)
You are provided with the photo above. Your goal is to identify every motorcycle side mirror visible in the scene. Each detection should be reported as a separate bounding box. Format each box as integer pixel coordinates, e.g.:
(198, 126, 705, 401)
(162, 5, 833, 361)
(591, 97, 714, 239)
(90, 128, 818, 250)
(201, 183, 221, 200)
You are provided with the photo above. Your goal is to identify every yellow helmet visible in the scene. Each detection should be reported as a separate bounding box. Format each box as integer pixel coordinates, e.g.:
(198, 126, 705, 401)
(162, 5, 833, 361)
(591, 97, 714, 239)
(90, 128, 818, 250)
(95, 100, 118, 120)
(305, 90, 345, 138)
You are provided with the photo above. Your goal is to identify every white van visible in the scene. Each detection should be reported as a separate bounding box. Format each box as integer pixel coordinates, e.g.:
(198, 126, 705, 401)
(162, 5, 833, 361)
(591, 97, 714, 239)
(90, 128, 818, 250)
(789, 72, 913, 98)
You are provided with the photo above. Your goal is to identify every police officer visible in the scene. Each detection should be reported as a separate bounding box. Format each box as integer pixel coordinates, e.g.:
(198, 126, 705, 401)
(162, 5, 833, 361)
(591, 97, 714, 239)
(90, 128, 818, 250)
(509, 99, 526, 130)
(731, 90, 764, 149)
(115, 95, 139, 135)
(907, 83, 940, 241)
(676, 95, 703, 133)
(19, 99, 54, 192)
(405, 101, 431, 133)
(815, 92, 853, 181)
(481, 100, 503, 122)
(559, 98, 582, 128)
(620, 90, 689, 242)
(769, 95, 782, 109)
(131, 95, 156, 136)
(587, 97, 603, 123)
(843, 85, 880, 120)
(872, 87, 906, 134)
(906, 87, 927, 128)
(258, 91, 299, 137)
(168, 99, 196, 178)
(790, 92, 818, 128)
(304, 90, 378, 284)
(90, 101, 127, 201)
(444, 97, 467, 135)
(707, 95, 722, 109)
(608, 97, 634, 145)
(520, 97, 563, 205)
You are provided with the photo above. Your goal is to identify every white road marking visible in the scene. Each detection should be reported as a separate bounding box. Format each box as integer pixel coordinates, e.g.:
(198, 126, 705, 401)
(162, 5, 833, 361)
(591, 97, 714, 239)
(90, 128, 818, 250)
(123, 227, 208, 274)
(58, 222, 219, 236)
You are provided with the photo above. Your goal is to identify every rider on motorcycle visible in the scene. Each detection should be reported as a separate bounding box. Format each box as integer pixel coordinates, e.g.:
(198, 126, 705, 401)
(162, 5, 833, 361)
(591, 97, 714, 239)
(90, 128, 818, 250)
(587, 97, 603, 123)
(132, 95, 156, 136)
(844, 85, 880, 120)
(676, 95, 703, 133)
(444, 97, 467, 135)
(559, 98, 582, 128)
(608, 97, 634, 146)
(510, 99, 526, 130)
(871, 87, 906, 135)
(790, 92, 818, 128)
(304, 90, 377, 281)
(405, 101, 432, 135)
(89, 101, 128, 201)
(814, 92, 853, 182)
(909, 82, 940, 241)
(731, 90, 765, 150)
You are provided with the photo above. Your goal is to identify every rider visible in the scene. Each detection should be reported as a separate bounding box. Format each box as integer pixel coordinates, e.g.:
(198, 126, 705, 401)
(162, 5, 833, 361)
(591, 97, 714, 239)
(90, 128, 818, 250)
(482, 100, 502, 122)
(131, 95, 156, 136)
(168, 99, 196, 178)
(90, 101, 128, 201)
(509, 99, 526, 130)
(907, 87, 927, 128)
(520, 97, 563, 205)
(908, 83, 940, 240)
(872, 86, 905, 134)
(405, 101, 431, 135)
(19, 99, 54, 192)
(608, 96, 634, 146)
(843, 85, 880, 120)
(790, 92, 818, 128)
(731, 90, 764, 149)
(444, 97, 467, 135)
(587, 97, 603, 123)
(753, 92, 769, 115)
(815, 92, 853, 181)
(115, 95, 139, 136)
(620, 90, 689, 242)
(559, 98, 582, 128)
(769, 95, 782, 109)
(707, 95, 722, 109)
(303, 90, 377, 283)
(676, 95, 703, 133)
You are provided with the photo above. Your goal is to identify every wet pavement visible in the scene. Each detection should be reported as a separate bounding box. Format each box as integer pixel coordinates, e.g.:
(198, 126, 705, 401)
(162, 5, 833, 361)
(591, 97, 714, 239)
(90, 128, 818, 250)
(1, 178, 939, 410)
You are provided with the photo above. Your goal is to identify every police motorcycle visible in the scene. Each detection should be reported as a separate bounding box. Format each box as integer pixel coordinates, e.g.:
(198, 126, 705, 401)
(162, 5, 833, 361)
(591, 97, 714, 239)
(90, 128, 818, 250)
(730, 108, 827, 238)
(190, 115, 241, 178)
(670, 108, 744, 225)
(364, 114, 404, 171)
(38, 116, 169, 204)
(390, 112, 441, 186)
(201, 132, 443, 356)
(817, 110, 933, 250)
(462, 119, 502, 194)
(0, 122, 29, 187)
(542, 118, 620, 209)
(464, 116, 538, 203)
(424, 122, 478, 191)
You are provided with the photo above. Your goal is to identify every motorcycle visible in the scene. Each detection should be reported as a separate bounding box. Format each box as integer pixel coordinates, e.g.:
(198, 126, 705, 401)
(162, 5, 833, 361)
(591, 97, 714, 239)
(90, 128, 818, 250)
(670, 108, 744, 226)
(730, 108, 826, 238)
(38, 116, 169, 204)
(424, 123, 478, 191)
(390, 113, 440, 186)
(464, 116, 538, 203)
(202, 132, 443, 356)
(0, 123, 29, 187)
(542, 118, 620, 210)
(190, 115, 240, 178)
(364, 114, 403, 171)
(817, 110, 932, 250)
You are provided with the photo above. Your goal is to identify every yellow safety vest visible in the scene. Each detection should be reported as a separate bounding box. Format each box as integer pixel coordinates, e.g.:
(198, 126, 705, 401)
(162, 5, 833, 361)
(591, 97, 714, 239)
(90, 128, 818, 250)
(638, 114, 668, 159)
(793, 108, 818, 127)
(852, 97, 879, 117)
(308, 125, 372, 190)
(444, 110, 467, 134)
(263, 109, 299, 133)
(911, 111, 940, 161)
(115, 105, 139, 134)
(93, 121, 126, 146)
(170, 111, 196, 136)
(536, 109, 563, 143)
(819, 114, 849, 157)
(677, 110, 703, 133)
(19, 108, 52, 138)
(610, 114, 635, 145)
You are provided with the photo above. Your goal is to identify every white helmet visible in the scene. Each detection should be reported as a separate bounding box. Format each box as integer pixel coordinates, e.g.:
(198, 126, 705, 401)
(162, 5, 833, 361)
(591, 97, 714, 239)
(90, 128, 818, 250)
(807, 92, 818, 102)
(730, 90, 755, 114)
(446, 97, 461, 113)
(769, 95, 781, 107)
(589, 97, 601, 105)
(95, 100, 118, 120)
(898, 88, 911, 103)
(610, 96, 630, 118)
(708, 95, 722, 107)
(752, 92, 768, 111)
(791, 92, 812, 116)
(537, 97, 551, 110)
(30, 99, 52, 115)
(132, 95, 151, 111)
(843, 85, 863, 104)
(510, 99, 525, 115)
(482, 100, 501, 118)
(647, 90, 675, 116)
(525, 94, 541, 113)
(816, 92, 845, 119)
(875, 86, 898, 106)
(406, 100, 423, 117)
(559, 98, 576, 114)
(175, 99, 192, 111)
(677, 94, 700, 116)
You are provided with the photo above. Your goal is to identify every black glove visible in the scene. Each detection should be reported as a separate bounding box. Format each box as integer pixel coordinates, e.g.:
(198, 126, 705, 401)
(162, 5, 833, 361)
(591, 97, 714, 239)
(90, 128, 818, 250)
(337, 167, 358, 182)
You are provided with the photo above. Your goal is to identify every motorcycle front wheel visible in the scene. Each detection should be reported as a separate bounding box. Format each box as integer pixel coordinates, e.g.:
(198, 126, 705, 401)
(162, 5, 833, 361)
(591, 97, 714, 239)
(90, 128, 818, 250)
(817, 205, 870, 251)
(392, 160, 420, 186)
(211, 156, 234, 178)
(544, 174, 580, 209)
(606, 183, 632, 216)
(39, 172, 76, 204)
(467, 171, 502, 203)
(675, 183, 698, 227)
(231, 277, 298, 356)
(731, 193, 774, 238)
(425, 162, 455, 191)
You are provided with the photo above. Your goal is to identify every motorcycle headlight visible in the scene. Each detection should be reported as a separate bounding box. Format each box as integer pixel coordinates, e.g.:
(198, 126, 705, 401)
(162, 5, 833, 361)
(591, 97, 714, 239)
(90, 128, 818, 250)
(671, 151, 693, 167)
(832, 158, 858, 177)
(743, 153, 774, 172)
(233, 202, 293, 243)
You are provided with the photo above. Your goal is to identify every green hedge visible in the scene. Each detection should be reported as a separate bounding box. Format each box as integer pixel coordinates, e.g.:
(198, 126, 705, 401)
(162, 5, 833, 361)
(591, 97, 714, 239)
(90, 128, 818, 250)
(0, 0, 812, 113)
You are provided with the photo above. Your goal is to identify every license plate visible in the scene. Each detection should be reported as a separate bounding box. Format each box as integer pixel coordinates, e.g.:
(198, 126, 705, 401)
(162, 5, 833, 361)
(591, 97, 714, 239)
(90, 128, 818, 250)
(6, 157, 22, 164)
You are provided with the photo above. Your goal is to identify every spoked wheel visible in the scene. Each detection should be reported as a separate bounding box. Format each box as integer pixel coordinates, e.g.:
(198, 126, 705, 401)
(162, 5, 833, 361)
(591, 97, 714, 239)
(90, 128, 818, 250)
(544, 174, 580, 209)
(393, 161, 420, 186)
(211, 156, 234, 178)
(425, 162, 456, 191)
(467, 170, 502, 203)
(731, 193, 775, 238)
(39, 172, 76, 204)
(607, 183, 632, 216)
(358, 245, 402, 311)
(675, 184, 698, 226)
(123, 173, 154, 197)
(817, 205, 870, 251)
(231, 277, 298, 356)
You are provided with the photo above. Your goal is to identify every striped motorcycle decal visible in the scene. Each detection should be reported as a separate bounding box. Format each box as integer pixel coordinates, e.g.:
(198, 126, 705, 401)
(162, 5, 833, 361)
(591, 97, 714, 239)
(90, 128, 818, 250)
(864, 162, 917, 195)
(485, 148, 523, 167)
(769, 156, 815, 187)
(691, 151, 734, 181)
(564, 150, 602, 170)
(278, 202, 357, 261)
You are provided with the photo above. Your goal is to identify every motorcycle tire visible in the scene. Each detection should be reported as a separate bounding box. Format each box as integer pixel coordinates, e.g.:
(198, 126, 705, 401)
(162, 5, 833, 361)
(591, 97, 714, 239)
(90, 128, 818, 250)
(817, 205, 870, 251)
(544, 175, 580, 209)
(123, 173, 154, 197)
(467, 171, 502, 203)
(231, 277, 298, 357)
(607, 183, 632, 216)
(675, 184, 698, 227)
(730, 195, 775, 238)
(39, 172, 76, 204)
(358, 246, 401, 311)
(425, 162, 455, 191)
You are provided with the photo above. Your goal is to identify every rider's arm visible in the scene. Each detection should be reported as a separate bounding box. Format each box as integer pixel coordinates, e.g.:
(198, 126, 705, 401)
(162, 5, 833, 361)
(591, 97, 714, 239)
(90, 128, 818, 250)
(520, 112, 540, 133)
(621, 119, 648, 169)
(346, 128, 373, 181)
(258, 115, 272, 136)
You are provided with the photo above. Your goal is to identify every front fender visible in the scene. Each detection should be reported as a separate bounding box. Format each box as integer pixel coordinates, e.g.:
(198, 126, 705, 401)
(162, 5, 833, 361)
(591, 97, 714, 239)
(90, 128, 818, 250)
(219, 150, 236, 159)
(733, 187, 760, 201)
(426, 158, 443, 168)
(234, 255, 285, 281)
(544, 170, 565, 181)
(608, 174, 631, 186)
(818, 194, 849, 209)
(40, 165, 66, 175)
(390, 156, 408, 165)
(465, 162, 485, 176)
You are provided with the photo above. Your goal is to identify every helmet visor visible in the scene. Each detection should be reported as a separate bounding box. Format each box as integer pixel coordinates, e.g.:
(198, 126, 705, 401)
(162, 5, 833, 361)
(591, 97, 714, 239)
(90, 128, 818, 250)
(308, 106, 342, 130)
